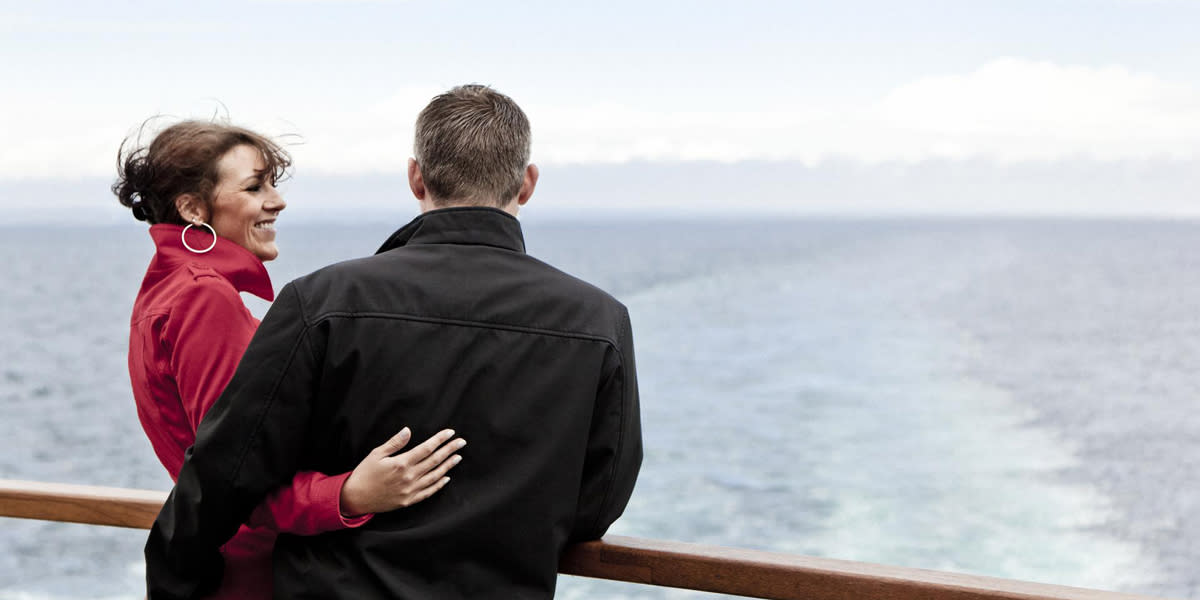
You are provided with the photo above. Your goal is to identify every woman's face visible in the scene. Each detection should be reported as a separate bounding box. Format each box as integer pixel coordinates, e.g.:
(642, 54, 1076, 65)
(209, 144, 287, 262)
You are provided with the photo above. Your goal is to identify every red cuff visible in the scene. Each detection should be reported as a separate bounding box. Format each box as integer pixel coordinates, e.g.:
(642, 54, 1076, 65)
(329, 471, 374, 528)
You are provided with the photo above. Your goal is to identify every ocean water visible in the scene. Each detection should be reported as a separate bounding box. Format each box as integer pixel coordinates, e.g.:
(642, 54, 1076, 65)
(0, 219, 1197, 599)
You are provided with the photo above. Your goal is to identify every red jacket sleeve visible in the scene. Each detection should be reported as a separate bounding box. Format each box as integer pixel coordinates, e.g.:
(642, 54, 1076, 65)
(163, 271, 371, 535)
(244, 470, 372, 533)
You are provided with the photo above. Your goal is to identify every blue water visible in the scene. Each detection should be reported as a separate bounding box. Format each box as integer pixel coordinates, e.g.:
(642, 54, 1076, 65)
(1, 219, 1196, 598)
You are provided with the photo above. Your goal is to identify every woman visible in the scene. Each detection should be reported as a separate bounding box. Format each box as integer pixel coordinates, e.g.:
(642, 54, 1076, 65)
(114, 120, 465, 598)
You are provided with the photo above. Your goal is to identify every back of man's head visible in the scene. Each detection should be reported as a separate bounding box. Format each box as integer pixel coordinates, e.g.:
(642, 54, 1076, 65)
(413, 84, 531, 208)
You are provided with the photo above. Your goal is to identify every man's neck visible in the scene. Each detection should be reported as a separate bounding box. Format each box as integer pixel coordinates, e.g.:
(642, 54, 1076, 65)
(420, 197, 520, 217)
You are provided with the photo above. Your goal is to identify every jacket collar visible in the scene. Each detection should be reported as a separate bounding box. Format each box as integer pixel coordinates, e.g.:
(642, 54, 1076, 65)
(147, 224, 275, 301)
(375, 207, 526, 255)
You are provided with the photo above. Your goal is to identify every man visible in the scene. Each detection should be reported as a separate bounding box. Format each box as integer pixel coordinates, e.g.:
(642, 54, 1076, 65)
(145, 84, 643, 599)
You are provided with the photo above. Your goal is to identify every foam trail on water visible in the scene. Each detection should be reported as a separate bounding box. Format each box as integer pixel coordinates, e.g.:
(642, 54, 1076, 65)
(560, 233, 1161, 598)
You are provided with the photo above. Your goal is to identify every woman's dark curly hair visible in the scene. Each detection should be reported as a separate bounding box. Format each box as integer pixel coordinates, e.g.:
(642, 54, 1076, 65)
(112, 119, 292, 224)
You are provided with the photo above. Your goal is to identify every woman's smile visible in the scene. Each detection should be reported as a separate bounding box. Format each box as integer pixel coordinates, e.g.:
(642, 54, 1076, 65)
(209, 144, 287, 261)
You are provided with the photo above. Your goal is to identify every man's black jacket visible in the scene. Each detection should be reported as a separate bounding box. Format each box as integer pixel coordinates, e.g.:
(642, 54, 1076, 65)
(145, 207, 643, 599)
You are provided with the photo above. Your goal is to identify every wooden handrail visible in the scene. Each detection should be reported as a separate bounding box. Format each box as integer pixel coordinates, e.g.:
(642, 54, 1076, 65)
(0, 479, 1168, 600)
(0, 479, 164, 529)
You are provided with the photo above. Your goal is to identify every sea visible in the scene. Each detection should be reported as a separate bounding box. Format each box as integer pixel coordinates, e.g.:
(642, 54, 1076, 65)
(0, 218, 1197, 599)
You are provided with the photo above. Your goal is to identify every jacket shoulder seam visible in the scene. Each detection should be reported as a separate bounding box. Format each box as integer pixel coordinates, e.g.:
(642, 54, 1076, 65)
(185, 263, 221, 281)
(289, 282, 314, 328)
(290, 284, 322, 369)
(589, 307, 630, 536)
(309, 311, 620, 347)
(178, 268, 241, 300)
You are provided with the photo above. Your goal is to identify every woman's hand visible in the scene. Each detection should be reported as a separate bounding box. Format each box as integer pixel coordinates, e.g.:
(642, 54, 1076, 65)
(339, 427, 465, 517)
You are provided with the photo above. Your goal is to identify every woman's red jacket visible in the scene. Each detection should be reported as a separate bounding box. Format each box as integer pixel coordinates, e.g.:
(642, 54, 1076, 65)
(128, 224, 369, 598)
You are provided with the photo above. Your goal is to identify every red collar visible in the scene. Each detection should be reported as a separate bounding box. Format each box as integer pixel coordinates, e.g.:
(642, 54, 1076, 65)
(147, 224, 275, 301)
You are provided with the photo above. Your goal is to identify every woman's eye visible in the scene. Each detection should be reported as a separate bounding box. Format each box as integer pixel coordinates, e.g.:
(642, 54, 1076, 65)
(246, 184, 262, 192)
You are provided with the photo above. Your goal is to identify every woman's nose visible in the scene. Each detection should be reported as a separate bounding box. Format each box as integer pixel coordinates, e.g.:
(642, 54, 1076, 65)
(266, 188, 286, 213)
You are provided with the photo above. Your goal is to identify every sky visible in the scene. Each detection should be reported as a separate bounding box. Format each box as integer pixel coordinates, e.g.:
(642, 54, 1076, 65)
(2, 0, 1200, 221)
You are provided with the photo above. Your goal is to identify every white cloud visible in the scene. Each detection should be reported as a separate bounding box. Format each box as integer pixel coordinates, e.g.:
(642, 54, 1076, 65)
(4, 58, 1200, 180)
(869, 58, 1200, 162)
(521, 58, 1200, 165)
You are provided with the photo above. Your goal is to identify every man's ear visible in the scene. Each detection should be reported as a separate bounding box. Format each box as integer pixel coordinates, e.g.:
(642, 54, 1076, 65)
(517, 164, 539, 206)
(174, 194, 207, 223)
(408, 158, 427, 201)
(411, 158, 439, 213)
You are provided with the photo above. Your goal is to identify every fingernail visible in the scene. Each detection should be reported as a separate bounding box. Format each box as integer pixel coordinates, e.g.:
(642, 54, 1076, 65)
(401, 427, 410, 435)
(445, 429, 456, 438)
(452, 455, 462, 464)
(456, 439, 467, 448)
(442, 477, 451, 484)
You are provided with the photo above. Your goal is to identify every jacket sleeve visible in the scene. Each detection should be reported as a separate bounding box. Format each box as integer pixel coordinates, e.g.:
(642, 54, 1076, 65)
(146, 282, 325, 600)
(244, 470, 372, 533)
(165, 277, 368, 537)
(571, 306, 644, 541)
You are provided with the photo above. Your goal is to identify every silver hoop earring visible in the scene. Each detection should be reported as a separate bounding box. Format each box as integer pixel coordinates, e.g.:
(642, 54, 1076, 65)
(182, 222, 218, 254)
